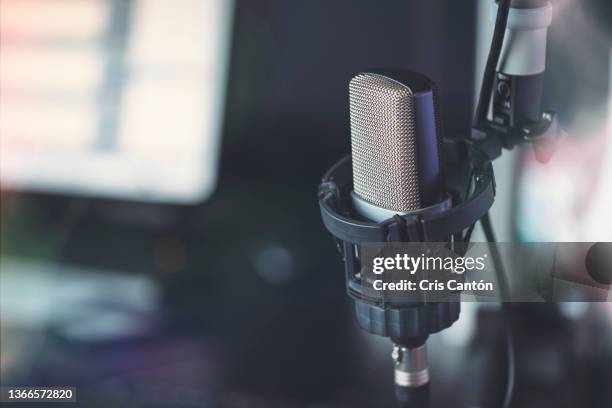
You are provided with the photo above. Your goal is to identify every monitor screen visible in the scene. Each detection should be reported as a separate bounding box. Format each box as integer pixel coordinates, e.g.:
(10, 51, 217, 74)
(0, 0, 233, 203)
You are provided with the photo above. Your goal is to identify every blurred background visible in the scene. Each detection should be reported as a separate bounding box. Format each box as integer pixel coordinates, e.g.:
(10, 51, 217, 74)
(0, 0, 611, 407)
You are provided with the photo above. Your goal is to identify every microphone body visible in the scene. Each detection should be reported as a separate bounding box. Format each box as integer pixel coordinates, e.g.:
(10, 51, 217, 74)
(348, 70, 447, 389)
(318, 70, 496, 394)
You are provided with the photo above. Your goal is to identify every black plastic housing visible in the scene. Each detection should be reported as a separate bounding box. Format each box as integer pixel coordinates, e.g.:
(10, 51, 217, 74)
(317, 139, 496, 342)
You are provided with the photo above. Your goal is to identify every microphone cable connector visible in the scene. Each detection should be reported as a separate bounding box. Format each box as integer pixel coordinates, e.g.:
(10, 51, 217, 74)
(392, 343, 430, 388)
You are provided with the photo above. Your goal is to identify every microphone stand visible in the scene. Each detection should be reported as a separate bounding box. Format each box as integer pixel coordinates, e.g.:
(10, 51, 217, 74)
(471, 0, 559, 163)
(468, 1, 558, 407)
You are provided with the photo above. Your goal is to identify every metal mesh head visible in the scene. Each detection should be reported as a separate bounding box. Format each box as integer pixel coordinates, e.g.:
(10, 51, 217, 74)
(349, 73, 422, 212)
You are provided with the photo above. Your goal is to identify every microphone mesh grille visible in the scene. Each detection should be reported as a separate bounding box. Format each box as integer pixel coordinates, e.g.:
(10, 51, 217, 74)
(349, 73, 422, 212)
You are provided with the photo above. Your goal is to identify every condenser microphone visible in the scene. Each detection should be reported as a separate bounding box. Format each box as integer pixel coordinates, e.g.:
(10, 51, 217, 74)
(318, 68, 496, 393)
(319, 69, 496, 396)
(349, 70, 445, 223)
(348, 70, 446, 390)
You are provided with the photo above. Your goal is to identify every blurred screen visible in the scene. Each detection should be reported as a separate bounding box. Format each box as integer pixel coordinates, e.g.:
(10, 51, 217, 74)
(0, 0, 233, 203)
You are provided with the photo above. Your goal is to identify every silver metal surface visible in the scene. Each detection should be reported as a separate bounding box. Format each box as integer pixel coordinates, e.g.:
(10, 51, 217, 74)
(349, 73, 422, 213)
(492, 1, 552, 75)
(351, 191, 452, 223)
(392, 343, 430, 388)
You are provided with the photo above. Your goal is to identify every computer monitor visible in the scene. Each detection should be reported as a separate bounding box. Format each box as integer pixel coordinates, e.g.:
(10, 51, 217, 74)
(0, 0, 234, 203)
